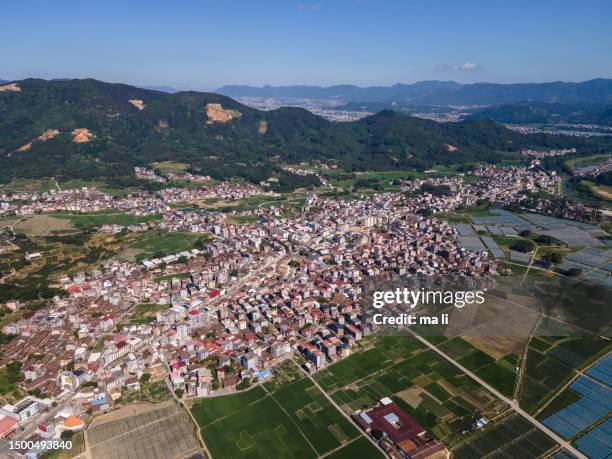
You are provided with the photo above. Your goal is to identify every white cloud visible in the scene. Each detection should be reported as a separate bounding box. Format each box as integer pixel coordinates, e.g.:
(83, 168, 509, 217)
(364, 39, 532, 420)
(297, 3, 320, 11)
(438, 62, 481, 71)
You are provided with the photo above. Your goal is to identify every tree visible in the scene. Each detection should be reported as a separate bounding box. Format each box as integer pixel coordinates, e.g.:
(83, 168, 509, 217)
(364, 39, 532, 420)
(174, 388, 184, 399)
(195, 236, 210, 250)
(565, 268, 582, 277)
(139, 372, 151, 384)
(511, 239, 534, 253)
(550, 252, 563, 263)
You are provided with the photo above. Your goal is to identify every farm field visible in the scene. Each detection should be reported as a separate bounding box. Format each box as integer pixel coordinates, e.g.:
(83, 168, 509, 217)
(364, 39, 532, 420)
(115, 379, 171, 405)
(13, 214, 75, 236)
(87, 401, 199, 459)
(325, 437, 383, 459)
(51, 211, 162, 229)
(540, 375, 611, 440)
(128, 231, 205, 259)
(437, 337, 518, 397)
(453, 413, 558, 459)
(314, 336, 507, 447)
(126, 303, 169, 324)
(518, 334, 611, 414)
(191, 372, 364, 458)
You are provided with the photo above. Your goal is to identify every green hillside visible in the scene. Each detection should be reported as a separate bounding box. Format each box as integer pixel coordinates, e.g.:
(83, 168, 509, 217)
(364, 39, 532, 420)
(0, 78, 606, 185)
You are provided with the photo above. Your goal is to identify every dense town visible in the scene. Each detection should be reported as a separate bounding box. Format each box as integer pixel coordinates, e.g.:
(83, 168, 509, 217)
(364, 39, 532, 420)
(0, 160, 606, 455)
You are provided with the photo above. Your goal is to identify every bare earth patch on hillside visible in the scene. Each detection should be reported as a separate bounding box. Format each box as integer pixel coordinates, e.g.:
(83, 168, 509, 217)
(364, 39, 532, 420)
(444, 144, 458, 152)
(129, 99, 145, 110)
(258, 120, 268, 134)
(206, 103, 241, 124)
(15, 129, 60, 153)
(38, 129, 60, 141)
(0, 83, 20, 92)
(72, 128, 95, 143)
(16, 143, 32, 152)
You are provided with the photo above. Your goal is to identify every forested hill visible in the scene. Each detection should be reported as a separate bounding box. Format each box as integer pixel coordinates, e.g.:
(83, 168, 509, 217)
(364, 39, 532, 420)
(0, 78, 606, 184)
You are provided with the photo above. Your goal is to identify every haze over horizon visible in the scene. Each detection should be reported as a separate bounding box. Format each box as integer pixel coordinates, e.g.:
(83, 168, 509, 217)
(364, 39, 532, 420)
(2, 0, 612, 91)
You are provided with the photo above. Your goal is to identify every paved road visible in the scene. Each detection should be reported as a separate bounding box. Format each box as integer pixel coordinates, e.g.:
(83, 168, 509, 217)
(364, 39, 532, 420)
(292, 360, 388, 458)
(407, 330, 588, 459)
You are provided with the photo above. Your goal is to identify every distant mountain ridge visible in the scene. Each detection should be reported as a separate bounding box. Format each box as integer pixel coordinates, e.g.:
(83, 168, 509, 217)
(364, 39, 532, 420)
(467, 102, 612, 125)
(0, 78, 607, 186)
(138, 85, 180, 93)
(217, 79, 612, 105)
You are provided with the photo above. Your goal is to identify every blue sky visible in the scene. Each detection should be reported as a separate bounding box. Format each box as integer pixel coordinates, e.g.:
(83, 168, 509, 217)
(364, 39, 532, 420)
(1, 0, 611, 89)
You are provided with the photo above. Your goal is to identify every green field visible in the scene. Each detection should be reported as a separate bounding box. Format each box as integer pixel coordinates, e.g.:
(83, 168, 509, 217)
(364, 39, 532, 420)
(128, 231, 207, 259)
(432, 338, 517, 397)
(115, 380, 170, 405)
(51, 211, 161, 229)
(518, 335, 611, 413)
(315, 336, 507, 447)
(154, 272, 191, 282)
(151, 160, 189, 173)
(565, 154, 611, 170)
(536, 386, 582, 420)
(192, 373, 363, 458)
(326, 437, 383, 459)
(125, 303, 168, 324)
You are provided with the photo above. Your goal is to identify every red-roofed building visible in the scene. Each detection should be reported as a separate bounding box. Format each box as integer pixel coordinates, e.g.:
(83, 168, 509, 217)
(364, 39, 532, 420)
(355, 401, 448, 459)
(0, 415, 18, 438)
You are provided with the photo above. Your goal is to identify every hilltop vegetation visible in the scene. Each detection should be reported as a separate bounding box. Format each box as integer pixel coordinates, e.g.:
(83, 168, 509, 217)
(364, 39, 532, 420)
(1, 79, 609, 185)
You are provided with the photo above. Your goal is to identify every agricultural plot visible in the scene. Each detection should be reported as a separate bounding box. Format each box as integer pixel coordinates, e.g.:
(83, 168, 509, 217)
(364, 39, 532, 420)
(481, 236, 505, 259)
(316, 336, 506, 447)
(558, 246, 612, 287)
(129, 231, 201, 254)
(439, 338, 517, 397)
(202, 396, 316, 459)
(51, 211, 161, 229)
(518, 336, 611, 413)
(586, 354, 612, 385)
(574, 418, 612, 459)
(542, 375, 611, 439)
(452, 223, 475, 236)
(457, 236, 486, 252)
(126, 302, 169, 324)
(325, 436, 384, 459)
(314, 336, 426, 392)
(453, 413, 557, 459)
(87, 401, 199, 459)
(538, 226, 603, 246)
(191, 386, 267, 427)
(192, 375, 362, 459)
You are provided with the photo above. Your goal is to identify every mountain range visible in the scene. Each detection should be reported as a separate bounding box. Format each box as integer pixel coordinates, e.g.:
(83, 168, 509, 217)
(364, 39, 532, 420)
(0, 78, 607, 186)
(217, 79, 612, 105)
(467, 102, 612, 125)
